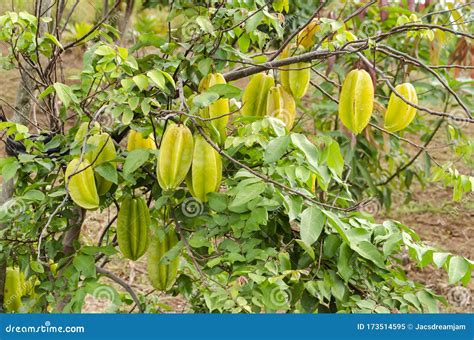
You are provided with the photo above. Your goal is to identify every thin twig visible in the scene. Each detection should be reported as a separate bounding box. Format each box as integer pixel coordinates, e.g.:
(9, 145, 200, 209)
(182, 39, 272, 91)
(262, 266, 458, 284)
(96, 266, 144, 313)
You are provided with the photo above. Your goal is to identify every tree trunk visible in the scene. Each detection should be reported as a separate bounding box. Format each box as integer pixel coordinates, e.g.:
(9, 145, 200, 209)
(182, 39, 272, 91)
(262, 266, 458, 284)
(0, 0, 52, 312)
(118, 0, 135, 44)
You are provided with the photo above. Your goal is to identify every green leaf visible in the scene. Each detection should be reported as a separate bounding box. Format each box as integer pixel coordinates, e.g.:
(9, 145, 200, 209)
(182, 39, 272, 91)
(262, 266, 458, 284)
(322, 210, 349, 244)
(291, 134, 320, 171)
(433, 252, 450, 268)
(120, 78, 135, 92)
(81, 245, 117, 256)
(141, 99, 151, 115)
(351, 241, 386, 269)
(147, 70, 166, 89)
(337, 243, 354, 282)
(117, 46, 128, 59)
(207, 192, 228, 212)
(403, 293, 421, 311)
(245, 11, 264, 32)
(323, 234, 341, 258)
(44, 32, 63, 50)
(229, 181, 265, 210)
(128, 96, 140, 110)
(133, 74, 149, 91)
(329, 271, 346, 302)
(264, 136, 289, 164)
(94, 45, 115, 56)
(196, 16, 214, 35)
(123, 149, 149, 175)
(23, 189, 45, 201)
(73, 253, 96, 278)
(193, 92, 220, 108)
(198, 58, 212, 75)
(300, 206, 325, 246)
(2, 159, 20, 181)
(53, 83, 78, 108)
(448, 256, 469, 284)
(295, 239, 315, 260)
(208, 84, 242, 99)
(327, 141, 344, 177)
(282, 195, 303, 222)
(160, 71, 176, 89)
(159, 241, 184, 265)
(30, 260, 44, 273)
(416, 291, 438, 313)
(39, 85, 54, 99)
(238, 33, 251, 52)
(95, 163, 118, 184)
(122, 108, 134, 125)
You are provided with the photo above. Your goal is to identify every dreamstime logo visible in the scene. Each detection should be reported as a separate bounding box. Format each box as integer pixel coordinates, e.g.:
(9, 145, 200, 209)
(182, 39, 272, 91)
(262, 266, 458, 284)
(360, 198, 381, 216)
(1, 198, 27, 218)
(282, 14, 298, 30)
(269, 108, 292, 129)
(103, 192, 115, 207)
(83, 286, 117, 312)
(359, 21, 381, 38)
(180, 22, 200, 40)
(437, 205, 459, 228)
(181, 197, 204, 217)
(269, 286, 292, 309)
(448, 108, 470, 130)
(97, 113, 114, 128)
(447, 286, 471, 307)
(5, 279, 32, 307)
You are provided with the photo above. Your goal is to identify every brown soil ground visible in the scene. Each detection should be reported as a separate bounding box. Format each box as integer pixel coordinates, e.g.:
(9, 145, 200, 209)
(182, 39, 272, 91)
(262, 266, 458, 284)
(0, 41, 472, 313)
(381, 184, 473, 313)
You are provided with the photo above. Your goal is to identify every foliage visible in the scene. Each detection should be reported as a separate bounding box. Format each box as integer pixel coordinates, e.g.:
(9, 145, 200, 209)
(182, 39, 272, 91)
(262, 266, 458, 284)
(0, 0, 472, 314)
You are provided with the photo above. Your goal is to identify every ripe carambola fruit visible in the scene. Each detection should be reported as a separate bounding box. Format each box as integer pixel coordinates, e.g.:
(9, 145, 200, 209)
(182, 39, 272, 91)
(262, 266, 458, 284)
(186, 135, 222, 202)
(117, 196, 150, 261)
(384, 83, 418, 132)
(147, 226, 180, 291)
(127, 130, 156, 151)
(279, 47, 311, 99)
(266, 85, 296, 129)
(157, 124, 194, 191)
(65, 158, 100, 210)
(296, 19, 320, 49)
(4, 267, 25, 312)
(338, 69, 374, 134)
(199, 73, 229, 143)
(85, 133, 117, 196)
(241, 73, 275, 117)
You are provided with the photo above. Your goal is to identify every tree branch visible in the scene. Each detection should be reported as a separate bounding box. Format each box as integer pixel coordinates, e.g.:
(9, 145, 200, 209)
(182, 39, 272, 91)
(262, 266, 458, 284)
(96, 266, 144, 313)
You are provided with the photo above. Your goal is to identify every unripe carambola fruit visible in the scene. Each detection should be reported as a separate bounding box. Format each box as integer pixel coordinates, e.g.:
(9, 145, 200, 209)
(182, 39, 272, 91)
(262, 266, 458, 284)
(279, 47, 311, 99)
(384, 83, 418, 132)
(296, 19, 320, 49)
(65, 158, 100, 210)
(186, 135, 222, 202)
(266, 85, 296, 129)
(198, 73, 229, 144)
(147, 226, 180, 291)
(4, 267, 26, 312)
(338, 69, 374, 134)
(74, 121, 101, 143)
(127, 130, 156, 151)
(85, 133, 117, 196)
(241, 73, 275, 117)
(157, 124, 194, 191)
(117, 195, 150, 261)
